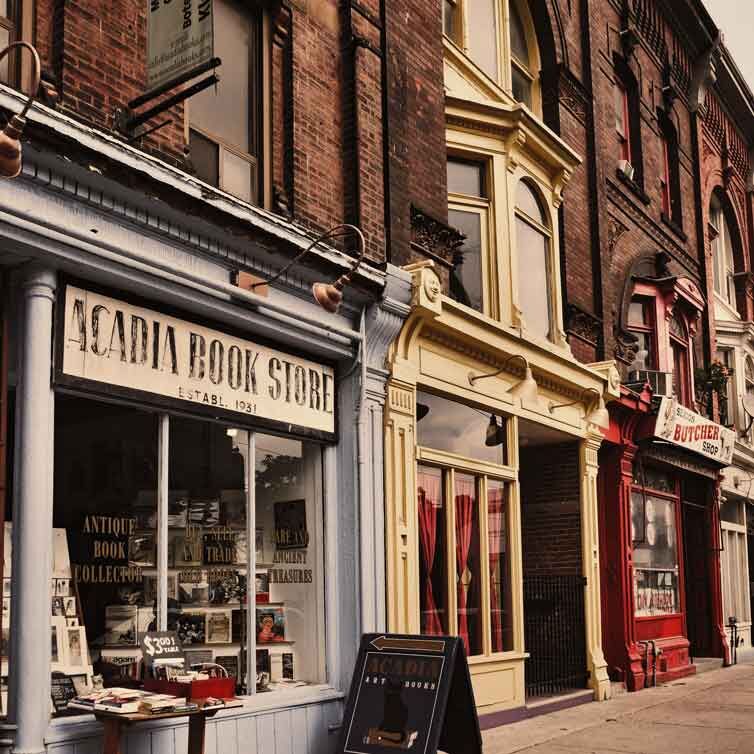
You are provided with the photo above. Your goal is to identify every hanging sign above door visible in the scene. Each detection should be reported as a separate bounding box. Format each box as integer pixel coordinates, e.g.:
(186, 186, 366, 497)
(147, 0, 214, 92)
(55, 283, 336, 440)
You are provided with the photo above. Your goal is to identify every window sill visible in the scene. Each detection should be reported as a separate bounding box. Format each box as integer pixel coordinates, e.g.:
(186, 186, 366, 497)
(614, 167, 650, 205)
(45, 685, 344, 741)
(661, 213, 687, 242)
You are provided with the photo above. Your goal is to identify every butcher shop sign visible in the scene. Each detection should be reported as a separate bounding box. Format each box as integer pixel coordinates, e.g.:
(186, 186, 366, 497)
(654, 397, 734, 465)
(56, 283, 336, 439)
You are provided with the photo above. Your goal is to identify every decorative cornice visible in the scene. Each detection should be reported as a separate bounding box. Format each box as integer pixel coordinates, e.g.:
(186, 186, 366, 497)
(410, 205, 464, 266)
(543, 66, 590, 125)
(565, 303, 603, 349)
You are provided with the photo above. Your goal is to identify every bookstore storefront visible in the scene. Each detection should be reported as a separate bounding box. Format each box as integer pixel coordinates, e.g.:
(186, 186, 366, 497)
(0, 168, 407, 753)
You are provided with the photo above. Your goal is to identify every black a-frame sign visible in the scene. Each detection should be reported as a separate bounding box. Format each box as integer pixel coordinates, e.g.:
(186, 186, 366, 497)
(337, 633, 483, 754)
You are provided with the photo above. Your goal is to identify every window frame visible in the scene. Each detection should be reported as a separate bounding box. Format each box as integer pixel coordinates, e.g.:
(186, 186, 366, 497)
(669, 313, 691, 407)
(416, 396, 518, 661)
(513, 178, 554, 342)
(720, 504, 751, 626)
(626, 296, 658, 371)
(442, 0, 542, 115)
(614, 80, 631, 164)
(710, 196, 738, 313)
(612, 57, 644, 187)
(186, 0, 269, 207)
(658, 114, 682, 229)
(0, 0, 17, 86)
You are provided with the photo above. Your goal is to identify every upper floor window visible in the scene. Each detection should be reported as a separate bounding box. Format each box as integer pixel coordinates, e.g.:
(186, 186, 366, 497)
(745, 357, 754, 444)
(447, 158, 489, 314)
(189, 0, 263, 205)
(710, 195, 737, 311)
(443, 0, 540, 112)
(626, 296, 657, 371)
(715, 349, 734, 428)
(614, 81, 631, 163)
(659, 116, 682, 228)
(669, 312, 691, 407)
(515, 180, 552, 340)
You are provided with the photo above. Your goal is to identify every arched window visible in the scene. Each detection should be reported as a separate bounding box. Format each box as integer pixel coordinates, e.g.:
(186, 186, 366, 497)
(442, 0, 541, 112)
(515, 180, 552, 339)
(669, 311, 690, 407)
(710, 195, 737, 310)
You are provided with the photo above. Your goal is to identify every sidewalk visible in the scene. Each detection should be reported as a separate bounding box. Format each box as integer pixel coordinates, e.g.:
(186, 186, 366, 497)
(482, 662, 754, 753)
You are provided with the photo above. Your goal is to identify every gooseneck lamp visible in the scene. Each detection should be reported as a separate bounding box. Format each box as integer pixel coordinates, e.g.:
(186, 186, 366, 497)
(468, 353, 539, 403)
(0, 41, 41, 179)
(251, 223, 366, 314)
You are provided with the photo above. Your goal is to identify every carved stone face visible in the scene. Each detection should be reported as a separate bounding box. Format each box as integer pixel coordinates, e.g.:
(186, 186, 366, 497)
(424, 273, 441, 302)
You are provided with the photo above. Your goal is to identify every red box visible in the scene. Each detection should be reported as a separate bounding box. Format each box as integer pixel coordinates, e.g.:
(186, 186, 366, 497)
(143, 677, 236, 700)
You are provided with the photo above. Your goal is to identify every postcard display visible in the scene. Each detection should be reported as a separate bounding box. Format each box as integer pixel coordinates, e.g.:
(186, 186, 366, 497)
(2, 524, 94, 714)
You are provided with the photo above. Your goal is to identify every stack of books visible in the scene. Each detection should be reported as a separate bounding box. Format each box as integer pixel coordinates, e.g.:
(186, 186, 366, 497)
(67, 688, 202, 715)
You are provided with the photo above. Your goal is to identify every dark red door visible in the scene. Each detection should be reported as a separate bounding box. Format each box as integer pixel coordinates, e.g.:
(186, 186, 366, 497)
(682, 502, 713, 658)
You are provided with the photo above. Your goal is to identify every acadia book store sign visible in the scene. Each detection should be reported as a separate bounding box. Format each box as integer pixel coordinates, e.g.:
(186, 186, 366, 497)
(56, 284, 336, 438)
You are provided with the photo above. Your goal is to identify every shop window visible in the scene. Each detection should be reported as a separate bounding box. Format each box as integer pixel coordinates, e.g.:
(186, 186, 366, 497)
(630, 489, 680, 617)
(416, 392, 514, 656)
(710, 195, 738, 312)
(442, 0, 541, 114)
(189, 0, 263, 205)
(658, 117, 682, 228)
(626, 296, 657, 371)
(447, 158, 490, 314)
(720, 499, 750, 626)
(669, 312, 691, 407)
(515, 179, 552, 340)
(44, 395, 324, 715)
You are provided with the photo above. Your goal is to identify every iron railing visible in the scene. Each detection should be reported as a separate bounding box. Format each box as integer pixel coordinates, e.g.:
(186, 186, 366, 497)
(524, 575, 588, 698)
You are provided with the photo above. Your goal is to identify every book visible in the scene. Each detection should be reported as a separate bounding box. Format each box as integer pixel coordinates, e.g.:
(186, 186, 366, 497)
(105, 606, 138, 645)
(184, 649, 213, 668)
(215, 654, 239, 679)
(176, 613, 205, 645)
(128, 533, 155, 567)
(256, 605, 285, 643)
(206, 610, 232, 644)
(282, 652, 294, 680)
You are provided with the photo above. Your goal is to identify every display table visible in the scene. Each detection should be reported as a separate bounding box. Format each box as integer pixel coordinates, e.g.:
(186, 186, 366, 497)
(94, 699, 243, 754)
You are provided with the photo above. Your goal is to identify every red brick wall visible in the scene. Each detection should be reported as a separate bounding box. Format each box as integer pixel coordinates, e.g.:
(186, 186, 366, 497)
(520, 443, 582, 577)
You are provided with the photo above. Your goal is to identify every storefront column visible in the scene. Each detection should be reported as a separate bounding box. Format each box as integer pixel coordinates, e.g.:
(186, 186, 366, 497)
(8, 265, 56, 754)
(709, 479, 731, 664)
(360, 270, 411, 633)
(580, 432, 611, 701)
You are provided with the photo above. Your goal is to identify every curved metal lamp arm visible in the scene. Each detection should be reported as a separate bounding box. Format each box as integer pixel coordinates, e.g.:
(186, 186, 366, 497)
(250, 223, 366, 290)
(469, 353, 529, 385)
(0, 41, 41, 122)
(549, 387, 601, 413)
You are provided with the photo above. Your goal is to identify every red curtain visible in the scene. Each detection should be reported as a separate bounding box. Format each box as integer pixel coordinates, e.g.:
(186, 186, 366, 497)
(488, 488, 505, 652)
(455, 476, 475, 655)
(417, 471, 443, 635)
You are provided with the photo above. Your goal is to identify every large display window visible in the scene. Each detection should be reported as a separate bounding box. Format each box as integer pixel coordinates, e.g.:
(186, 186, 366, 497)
(27, 394, 326, 716)
(631, 466, 680, 618)
(415, 391, 515, 657)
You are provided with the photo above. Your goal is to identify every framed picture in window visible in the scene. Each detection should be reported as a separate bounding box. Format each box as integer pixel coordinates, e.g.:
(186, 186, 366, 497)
(66, 627, 86, 669)
(256, 605, 285, 643)
(274, 500, 308, 550)
(51, 617, 68, 670)
(206, 610, 232, 644)
(63, 597, 77, 617)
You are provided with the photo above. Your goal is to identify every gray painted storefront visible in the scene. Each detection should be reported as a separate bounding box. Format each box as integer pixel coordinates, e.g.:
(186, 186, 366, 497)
(0, 90, 411, 754)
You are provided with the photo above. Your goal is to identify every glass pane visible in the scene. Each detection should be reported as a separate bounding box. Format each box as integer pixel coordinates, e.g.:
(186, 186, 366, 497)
(190, 0, 252, 152)
(467, 0, 498, 80)
(190, 129, 219, 187)
(627, 298, 647, 327)
(52, 396, 157, 701)
(221, 148, 254, 204)
(614, 83, 627, 136)
(488, 481, 512, 652)
(632, 464, 674, 493)
(416, 391, 507, 465)
(448, 208, 483, 313)
(516, 181, 545, 225)
(455, 474, 481, 656)
(516, 216, 551, 339)
(417, 466, 448, 635)
(443, 0, 458, 41)
(628, 332, 654, 371)
(509, 1, 529, 64)
(0, 27, 9, 83)
(447, 160, 484, 197)
(167, 417, 248, 691)
(255, 434, 324, 688)
(511, 64, 532, 108)
(631, 492, 679, 616)
(721, 499, 742, 525)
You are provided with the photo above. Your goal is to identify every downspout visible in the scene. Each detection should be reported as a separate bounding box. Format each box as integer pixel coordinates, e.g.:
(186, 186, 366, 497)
(355, 308, 370, 632)
(379, 0, 392, 260)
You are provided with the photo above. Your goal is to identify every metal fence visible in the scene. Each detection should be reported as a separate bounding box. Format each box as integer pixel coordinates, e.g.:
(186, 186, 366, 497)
(524, 575, 588, 698)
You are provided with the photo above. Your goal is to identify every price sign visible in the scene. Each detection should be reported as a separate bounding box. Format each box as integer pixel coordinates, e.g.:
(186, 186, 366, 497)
(50, 672, 77, 714)
(140, 630, 183, 669)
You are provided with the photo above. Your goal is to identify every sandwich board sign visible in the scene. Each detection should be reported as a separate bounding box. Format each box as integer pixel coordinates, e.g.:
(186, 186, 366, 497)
(337, 633, 482, 754)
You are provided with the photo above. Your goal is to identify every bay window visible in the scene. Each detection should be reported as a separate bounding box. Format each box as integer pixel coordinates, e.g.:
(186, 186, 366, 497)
(670, 312, 691, 407)
(626, 296, 657, 371)
(745, 357, 754, 444)
(416, 391, 514, 656)
(447, 158, 490, 314)
(442, 0, 541, 113)
(515, 179, 553, 340)
(189, 0, 263, 205)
